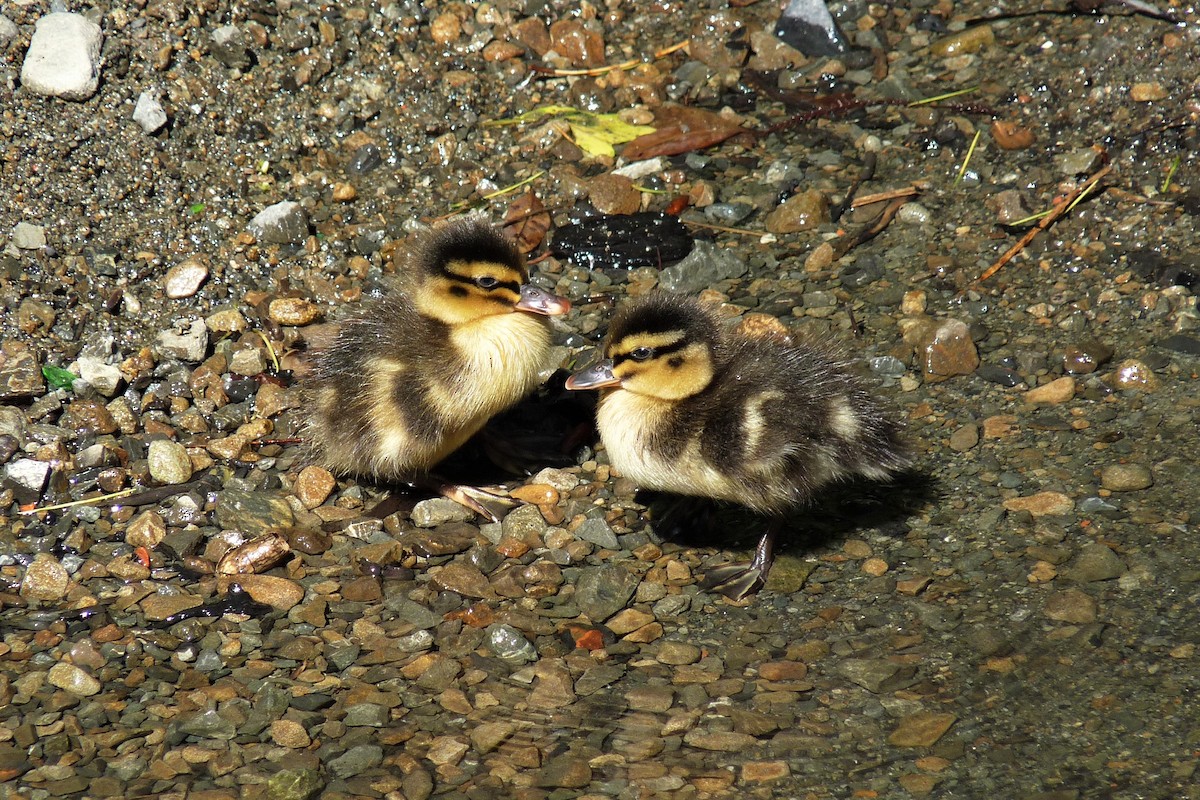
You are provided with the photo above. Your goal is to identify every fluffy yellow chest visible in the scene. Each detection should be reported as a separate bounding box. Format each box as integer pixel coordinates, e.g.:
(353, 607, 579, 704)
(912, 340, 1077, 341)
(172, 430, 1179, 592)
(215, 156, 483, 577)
(438, 312, 552, 420)
(596, 390, 739, 501)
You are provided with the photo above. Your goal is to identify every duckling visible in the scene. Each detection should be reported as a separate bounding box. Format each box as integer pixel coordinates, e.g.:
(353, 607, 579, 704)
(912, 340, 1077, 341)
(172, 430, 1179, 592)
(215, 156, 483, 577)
(565, 292, 909, 598)
(305, 217, 571, 518)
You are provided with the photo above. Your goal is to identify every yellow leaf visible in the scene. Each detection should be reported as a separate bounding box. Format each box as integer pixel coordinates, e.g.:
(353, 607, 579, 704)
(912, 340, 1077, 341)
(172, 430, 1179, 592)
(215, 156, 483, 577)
(487, 105, 655, 158)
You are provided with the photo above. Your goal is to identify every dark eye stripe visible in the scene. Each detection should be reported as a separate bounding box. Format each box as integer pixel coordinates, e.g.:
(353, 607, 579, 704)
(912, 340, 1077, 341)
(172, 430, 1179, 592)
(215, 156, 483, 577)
(612, 337, 688, 364)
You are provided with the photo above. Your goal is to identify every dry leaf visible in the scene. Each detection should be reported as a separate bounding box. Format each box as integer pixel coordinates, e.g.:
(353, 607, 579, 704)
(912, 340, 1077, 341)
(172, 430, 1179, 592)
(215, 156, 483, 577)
(503, 189, 551, 253)
(622, 105, 746, 160)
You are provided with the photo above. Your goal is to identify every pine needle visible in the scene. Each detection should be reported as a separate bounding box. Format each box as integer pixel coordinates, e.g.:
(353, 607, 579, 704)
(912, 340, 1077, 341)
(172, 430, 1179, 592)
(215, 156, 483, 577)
(255, 330, 280, 373)
(909, 86, 978, 107)
(1162, 155, 1181, 193)
(956, 130, 982, 184)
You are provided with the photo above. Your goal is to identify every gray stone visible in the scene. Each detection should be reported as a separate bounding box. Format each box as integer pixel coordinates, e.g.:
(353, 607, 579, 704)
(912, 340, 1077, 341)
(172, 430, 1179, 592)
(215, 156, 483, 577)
(156, 319, 209, 362)
(486, 623, 537, 664)
(12, 222, 47, 250)
(4, 458, 51, 504)
(0, 405, 29, 441)
(775, 0, 848, 57)
(266, 769, 324, 800)
(574, 517, 620, 550)
(1065, 542, 1126, 583)
(0, 15, 17, 46)
(211, 25, 251, 69)
(20, 12, 103, 100)
(659, 241, 748, 294)
(835, 658, 918, 693)
(215, 488, 296, 535)
(574, 563, 641, 622)
(1056, 147, 1102, 176)
(132, 90, 168, 134)
(177, 708, 237, 739)
(248, 201, 309, 245)
(229, 347, 268, 376)
(327, 744, 383, 779)
(343, 703, 389, 727)
(411, 497, 474, 527)
(501, 503, 548, 540)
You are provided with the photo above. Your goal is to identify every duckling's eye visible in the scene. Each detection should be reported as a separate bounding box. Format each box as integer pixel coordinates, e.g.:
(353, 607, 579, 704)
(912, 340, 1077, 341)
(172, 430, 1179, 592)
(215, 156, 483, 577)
(475, 275, 499, 290)
(629, 346, 654, 362)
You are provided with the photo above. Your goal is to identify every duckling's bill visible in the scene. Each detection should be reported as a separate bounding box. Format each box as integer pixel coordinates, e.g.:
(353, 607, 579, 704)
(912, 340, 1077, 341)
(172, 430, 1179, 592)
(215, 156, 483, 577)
(565, 359, 619, 390)
(516, 284, 571, 316)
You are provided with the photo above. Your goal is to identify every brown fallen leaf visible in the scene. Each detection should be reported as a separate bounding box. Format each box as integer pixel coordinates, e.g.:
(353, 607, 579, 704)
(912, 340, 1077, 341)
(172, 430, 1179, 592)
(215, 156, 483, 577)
(622, 105, 747, 161)
(503, 189, 551, 253)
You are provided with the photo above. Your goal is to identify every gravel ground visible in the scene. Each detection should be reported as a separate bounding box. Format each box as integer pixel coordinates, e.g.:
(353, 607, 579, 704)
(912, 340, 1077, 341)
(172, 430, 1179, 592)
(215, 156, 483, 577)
(2, 1, 1199, 799)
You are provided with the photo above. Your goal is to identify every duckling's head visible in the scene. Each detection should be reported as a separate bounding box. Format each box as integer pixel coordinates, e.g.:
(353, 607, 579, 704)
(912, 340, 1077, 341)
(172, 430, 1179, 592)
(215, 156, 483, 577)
(567, 292, 721, 401)
(409, 218, 570, 324)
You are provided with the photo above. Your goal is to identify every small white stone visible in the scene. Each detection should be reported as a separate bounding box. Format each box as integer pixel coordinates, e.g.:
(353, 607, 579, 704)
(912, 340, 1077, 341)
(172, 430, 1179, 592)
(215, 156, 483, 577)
(0, 15, 18, 47)
(247, 201, 309, 245)
(20, 12, 104, 101)
(12, 222, 47, 250)
(133, 90, 168, 134)
(73, 356, 124, 397)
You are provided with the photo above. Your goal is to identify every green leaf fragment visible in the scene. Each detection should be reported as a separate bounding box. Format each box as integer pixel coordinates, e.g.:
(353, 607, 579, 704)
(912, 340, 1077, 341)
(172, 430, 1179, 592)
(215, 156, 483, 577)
(487, 105, 655, 159)
(42, 364, 77, 391)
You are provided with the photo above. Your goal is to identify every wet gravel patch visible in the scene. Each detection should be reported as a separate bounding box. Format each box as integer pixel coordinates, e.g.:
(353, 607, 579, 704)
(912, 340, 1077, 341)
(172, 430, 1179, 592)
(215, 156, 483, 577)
(2, 1, 1200, 798)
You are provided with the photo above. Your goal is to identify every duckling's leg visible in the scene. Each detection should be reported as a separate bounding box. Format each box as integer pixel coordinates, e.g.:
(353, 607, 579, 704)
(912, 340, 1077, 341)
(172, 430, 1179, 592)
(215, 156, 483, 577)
(438, 481, 519, 523)
(699, 519, 782, 600)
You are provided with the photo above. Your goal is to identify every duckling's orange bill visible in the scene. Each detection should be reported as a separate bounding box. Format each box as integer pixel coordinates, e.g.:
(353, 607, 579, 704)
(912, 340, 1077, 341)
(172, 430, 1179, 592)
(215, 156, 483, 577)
(565, 359, 620, 390)
(516, 284, 571, 316)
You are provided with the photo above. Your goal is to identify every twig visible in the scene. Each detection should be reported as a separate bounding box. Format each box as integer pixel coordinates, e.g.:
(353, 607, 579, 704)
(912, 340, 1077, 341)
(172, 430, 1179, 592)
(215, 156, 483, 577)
(977, 162, 1112, 283)
(850, 186, 920, 208)
(530, 41, 688, 77)
(956, 130, 982, 184)
(19, 488, 139, 515)
(830, 196, 910, 260)
(255, 330, 280, 373)
(681, 220, 768, 237)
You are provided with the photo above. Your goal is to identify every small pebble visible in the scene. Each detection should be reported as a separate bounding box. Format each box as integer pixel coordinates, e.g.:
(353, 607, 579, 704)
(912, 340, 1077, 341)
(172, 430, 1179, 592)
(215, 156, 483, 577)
(148, 439, 194, 484)
(165, 257, 209, 299)
(1099, 463, 1153, 491)
(20, 12, 103, 100)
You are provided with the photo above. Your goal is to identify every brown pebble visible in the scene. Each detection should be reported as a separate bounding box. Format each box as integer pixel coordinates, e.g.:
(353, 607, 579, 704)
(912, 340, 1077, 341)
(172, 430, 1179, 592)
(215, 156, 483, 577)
(125, 510, 167, 549)
(294, 465, 336, 509)
(549, 19, 604, 67)
(1130, 82, 1166, 102)
(1099, 463, 1153, 492)
(862, 557, 889, 577)
(982, 414, 1018, 438)
(341, 575, 382, 602)
(930, 24, 994, 57)
(606, 608, 655, 635)
(1024, 376, 1075, 405)
(270, 719, 311, 748)
(758, 661, 808, 681)
(331, 182, 356, 202)
(888, 711, 957, 747)
(588, 173, 641, 215)
(764, 188, 830, 234)
(429, 12, 462, 44)
(286, 526, 332, 554)
(220, 574, 305, 611)
(1111, 359, 1159, 391)
(742, 761, 791, 783)
(510, 483, 559, 505)
(165, 257, 210, 299)
(991, 119, 1035, 150)
(268, 297, 321, 326)
(948, 424, 979, 452)
(1003, 491, 1074, 517)
(1043, 587, 1097, 623)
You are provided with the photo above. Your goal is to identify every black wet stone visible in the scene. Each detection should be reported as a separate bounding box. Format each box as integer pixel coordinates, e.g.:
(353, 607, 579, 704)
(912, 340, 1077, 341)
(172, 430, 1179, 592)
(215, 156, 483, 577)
(976, 364, 1023, 387)
(1157, 334, 1200, 355)
(551, 212, 693, 270)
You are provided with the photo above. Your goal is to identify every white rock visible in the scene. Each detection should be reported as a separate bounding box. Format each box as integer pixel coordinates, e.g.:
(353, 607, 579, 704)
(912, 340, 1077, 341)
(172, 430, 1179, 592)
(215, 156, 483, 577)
(20, 12, 104, 101)
(73, 356, 124, 397)
(133, 90, 168, 134)
(12, 222, 46, 250)
(156, 319, 209, 362)
(0, 15, 18, 46)
(247, 201, 309, 245)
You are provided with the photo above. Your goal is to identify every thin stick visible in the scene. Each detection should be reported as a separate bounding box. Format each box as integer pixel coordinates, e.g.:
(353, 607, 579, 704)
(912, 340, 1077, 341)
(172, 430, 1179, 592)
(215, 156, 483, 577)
(681, 220, 767, 237)
(850, 186, 919, 208)
(956, 130, 982, 184)
(531, 41, 688, 77)
(909, 86, 978, 106)
(20, 488, 139, 515)
(977, 162, 1112, 283)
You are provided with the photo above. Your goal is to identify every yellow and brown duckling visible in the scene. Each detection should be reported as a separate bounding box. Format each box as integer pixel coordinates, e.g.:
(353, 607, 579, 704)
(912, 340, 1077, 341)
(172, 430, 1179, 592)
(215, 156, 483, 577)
(566, 292, 910, 598)
(305, 217, 571, 518)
